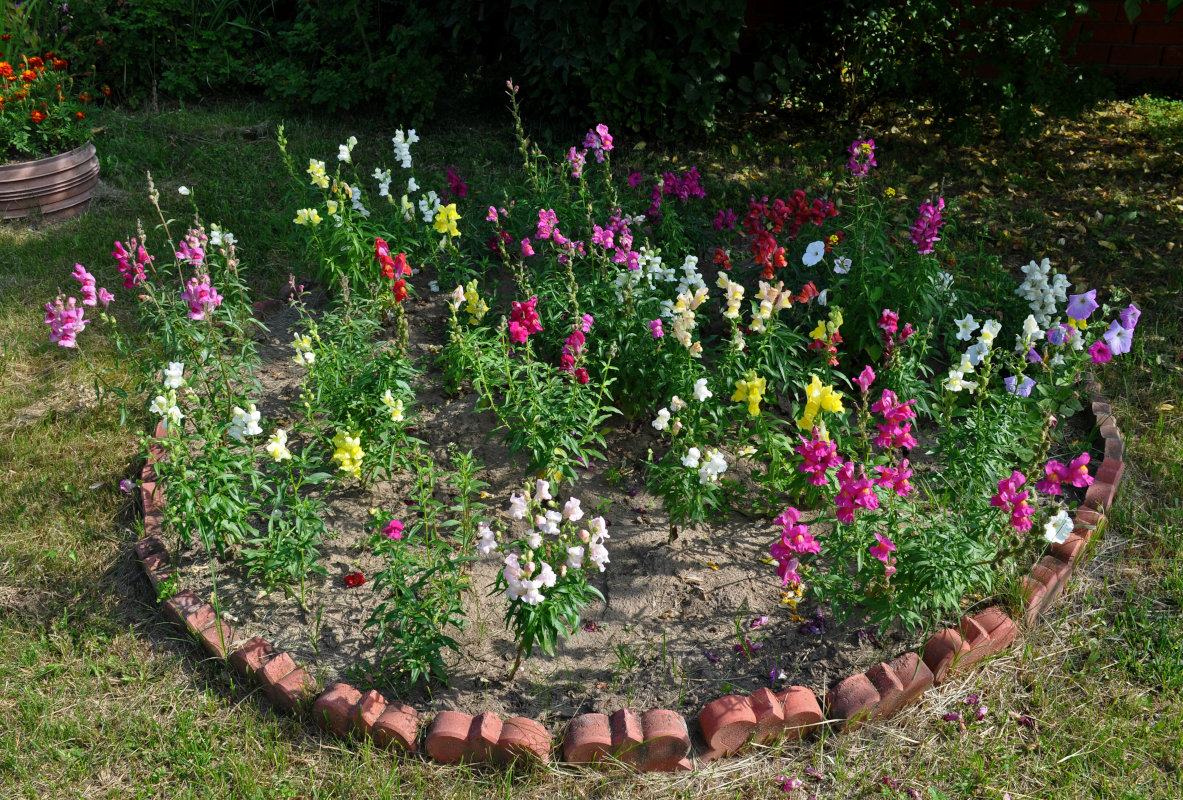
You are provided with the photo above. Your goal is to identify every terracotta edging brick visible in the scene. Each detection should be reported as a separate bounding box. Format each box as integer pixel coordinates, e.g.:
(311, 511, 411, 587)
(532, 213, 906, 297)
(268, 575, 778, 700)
(130, 369, 1128, 773)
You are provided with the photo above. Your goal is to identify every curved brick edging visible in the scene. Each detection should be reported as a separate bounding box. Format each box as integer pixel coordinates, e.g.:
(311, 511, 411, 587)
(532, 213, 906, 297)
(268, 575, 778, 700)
(131, 374, 1126, 771)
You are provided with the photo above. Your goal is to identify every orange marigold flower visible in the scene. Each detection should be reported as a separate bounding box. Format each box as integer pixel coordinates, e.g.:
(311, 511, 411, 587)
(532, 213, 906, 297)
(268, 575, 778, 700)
(53, 59, 68, 71)
(101, 85, 112, 97)
(75, 111, 86, 119)
(0, 62, 12, 78)
(78, 91, 92, 103)
(22, 70, 37, 83)
(30, 109, 46, 123)
(28, 56, 44, 69)
(0, 34, 11, 41)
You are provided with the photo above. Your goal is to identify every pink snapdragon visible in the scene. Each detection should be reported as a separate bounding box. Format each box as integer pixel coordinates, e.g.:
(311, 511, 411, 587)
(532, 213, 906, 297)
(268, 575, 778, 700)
(508, 296, 543, 343)
(44, 295, 87, 347)
(847, 138, 877, 178)
(382, 519, 405, 540)
(835, 461, 879, 523)
(1035, 459, 1068, 495)
(649, 318, 664, 338)
(773, 506, 821, 555)
(874, 459, 914, 497)
(853, 365, 876, 394)
(566, 147, 587, 179)
(445, 168, 467, 198)
(796, 432, 842, 486)
(869, 532, 896, 564)
(520, 238, 534, 257)
(910, 197, 946, 255)
(72, 263, 99, 305)
(990, 470, 1034, 533)
(878, 308, 899, 338)
(181, 274, 223, 320)
(583, 124, 614, 162)
(536, 209, 559, 240)
(112, 238, 152, 288)
(871, 390, 918, 451)
(1065, 453, 1093, 488)
(175, 236, 205, 266)
(714, 207, 737, 230)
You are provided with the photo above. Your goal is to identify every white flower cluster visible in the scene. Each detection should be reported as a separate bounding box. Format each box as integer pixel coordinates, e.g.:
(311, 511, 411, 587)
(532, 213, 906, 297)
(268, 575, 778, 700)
(229, 403, 263, 442)
(495, 481, 609, 606)
(1014, 313, 1045, 354)
(163, 361, 185, 389)
(348, 185, 370, 219)
(1015, 258, 1069, 327)
(697, 448, 728, 484)
(149, 391, 184, 429)
(391, 129, 418, 169)
(944, 316, 1002, 393)
(373, 167, 392, 197)
(418, 190, 441, 224)
(338, 135, 357, 163)
(209, 224, 236, 248)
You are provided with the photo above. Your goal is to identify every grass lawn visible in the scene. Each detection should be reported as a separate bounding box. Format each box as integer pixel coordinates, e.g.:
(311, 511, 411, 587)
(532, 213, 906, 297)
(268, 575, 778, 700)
(1, 94, 1181, 799)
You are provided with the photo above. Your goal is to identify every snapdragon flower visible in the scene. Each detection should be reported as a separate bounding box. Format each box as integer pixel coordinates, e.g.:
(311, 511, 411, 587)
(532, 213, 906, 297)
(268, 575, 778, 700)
(149, 392, 184, 429)
(330, 431, 365, 479)
(652, 408, 671, 431)
(72, 263, 99, 306)
(910, 198, 946, 255)
(943, 369, 979, 393)
(180, 275, 223, 320)
(697, 449, 728, 484)
(266, 428, 292, 462)
(293, 208, 322, 226)
(292, 333, 316, 366)
(1044, 510, 1073, 544)
(229, 404, 263, 442)
(954, 313, 980, 341)
(693, 378, 713, 401)
(307, 158, 329, 189)
(391, 128, 418, 169)
(381, 389, 405, 422)
(732, 371, 767, 417)
(163, 362, 185, 389)
(433, 203, 461, 237)
(44, 296, 87, 347)
(797, 432, 842, 485)
(1015, 258, 1069, 327)
(847, 138, 877, 177)
(477, 521, 497, 555)
(338, 135, 357, 163)
(682, 447, 701, 468)
(508, 492, 528, 520)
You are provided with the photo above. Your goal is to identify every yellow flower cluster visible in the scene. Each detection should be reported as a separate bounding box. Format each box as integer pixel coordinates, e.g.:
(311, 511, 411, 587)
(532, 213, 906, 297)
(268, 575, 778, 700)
(464, 280, 488, 324)
(381, 390, 405, 422)
(750, 279, 794, 333)
(307, 159, 329, 189)
(731, 371, 767, 417)
(433, 203, 461, 237)
(293, 208, 322, 226)
(808, 308, 843, 341)
(671, 288, 708, 357)
(331, 430, 364, 479)
(797, 374, 844, 434)
(266, 429, 292, 462)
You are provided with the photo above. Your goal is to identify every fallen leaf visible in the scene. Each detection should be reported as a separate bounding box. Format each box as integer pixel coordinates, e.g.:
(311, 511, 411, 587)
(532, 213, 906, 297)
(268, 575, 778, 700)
(1097, 240, 1117, 251)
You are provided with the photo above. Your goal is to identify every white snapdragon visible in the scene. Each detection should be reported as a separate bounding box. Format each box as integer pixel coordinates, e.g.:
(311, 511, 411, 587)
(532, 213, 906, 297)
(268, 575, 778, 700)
(338, 135, 357, 163)
(562, 498, 583, 521)
(1044, 510, 1073, 544)
(697, 449, 728, 484)
(349, 185, 370, 218)
(1015, 258, 1069, 327)
(392, 128, 418, 169)
(508, 492, 528, 520)
(373, 167, 392, 197)
(954, 313, 980, 342)
(163, 361, 186, 389)
(292, 333, 315, 366)
(978, 319, 1002, 346)
(418, 190, 441, 224)
(476, 521, 498, 555)
(943, 370, 979, 393)
(229, 404, 263, 442)
(693, 378, 713, 402)
(149, 394, 184, 429)
(652, 408, 671, 431)
(566, 545, 585, 570)
(533, 478, 553, 503)
(681, 447, 701, 469)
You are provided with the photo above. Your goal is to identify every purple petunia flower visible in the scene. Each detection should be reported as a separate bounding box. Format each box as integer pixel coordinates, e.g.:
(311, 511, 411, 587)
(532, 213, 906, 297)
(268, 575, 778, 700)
(1066, 289, 1098, 321)
(1103, 320, 1134, 355)
(1120, 303, 1141, 330)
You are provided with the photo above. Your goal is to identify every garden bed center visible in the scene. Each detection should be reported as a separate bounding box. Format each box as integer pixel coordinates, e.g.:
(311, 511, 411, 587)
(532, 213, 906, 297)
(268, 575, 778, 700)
(170, 296, 935, 721)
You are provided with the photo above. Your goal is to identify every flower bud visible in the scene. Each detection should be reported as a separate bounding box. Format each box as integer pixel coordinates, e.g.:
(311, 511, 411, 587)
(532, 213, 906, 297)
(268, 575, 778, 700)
(559, 564, 568, 578)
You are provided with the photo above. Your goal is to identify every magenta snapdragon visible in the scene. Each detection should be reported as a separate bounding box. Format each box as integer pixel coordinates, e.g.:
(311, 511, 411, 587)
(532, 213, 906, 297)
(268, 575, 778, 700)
(72, 263, 99, 306)
(44, 295, 87, 348)
(835, 461, 879, 523)
(112, 238, 152, 288)
(847, 138, 877, 178)
(796, 432, 842, 486)
(910, 197, 946, 255)
(181, 274, 224, 320)
(990, 470, 1034, 532)
(508, 296, 543, 344)
(874, 459, 914, 497)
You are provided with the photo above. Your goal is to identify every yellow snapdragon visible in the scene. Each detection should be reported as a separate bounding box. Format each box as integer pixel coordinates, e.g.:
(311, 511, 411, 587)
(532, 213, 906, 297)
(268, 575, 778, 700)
(433, 203, 462, 237)
(464, 280, 488, 324)
(307, 159, 329, 189)
(381, 389, 405, 422)
(797, 374, 844, 433)
(731, 371, 767, 417)
(293, 208, 322, 226)
(331, 431, 365, 479)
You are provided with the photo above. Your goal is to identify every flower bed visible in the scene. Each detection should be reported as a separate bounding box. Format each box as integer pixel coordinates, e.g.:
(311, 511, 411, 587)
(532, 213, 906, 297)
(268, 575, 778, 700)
(47, 83, 1139, 769)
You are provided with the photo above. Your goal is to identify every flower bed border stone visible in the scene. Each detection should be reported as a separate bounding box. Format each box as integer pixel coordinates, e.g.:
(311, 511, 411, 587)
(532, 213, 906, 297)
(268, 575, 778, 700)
(132, 371, 1125, 772)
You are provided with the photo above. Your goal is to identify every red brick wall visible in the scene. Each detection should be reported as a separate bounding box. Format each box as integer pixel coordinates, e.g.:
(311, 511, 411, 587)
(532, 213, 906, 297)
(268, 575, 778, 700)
(1065, 2, 1182, 83)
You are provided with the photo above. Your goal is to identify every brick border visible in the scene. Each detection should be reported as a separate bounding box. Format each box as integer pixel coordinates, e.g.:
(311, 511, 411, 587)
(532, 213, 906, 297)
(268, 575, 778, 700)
(133, 374, 1125, 770)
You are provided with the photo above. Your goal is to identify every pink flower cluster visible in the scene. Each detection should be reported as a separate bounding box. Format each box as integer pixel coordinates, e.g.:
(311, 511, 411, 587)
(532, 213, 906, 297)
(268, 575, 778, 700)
(445, 168, 467, 198)
(869, 532, 897, 577)
(44, 295, 88, 347)
(590, 214, 640, 271)
(533, 209, 585, 266)
(508, 296, 543, 344)
(112, 238, 152, 288)
(874, 459, 914, 498)
(175, 231, 206, 266)
(847, 138, 877, 178)
(560, 314, 594, 384)
(769, 506, 816, 586)
(1034, 453, 1093, 495)
(835, 461, 879, 523)
(566, 125, 613, 179)
(877, 308, 914, 358)
(990, 470, 1035, 532)
(871, 390, 918, 451)
(72, 263, 113, 308)
(181, 274, 224, 320)
(910, 197, 946, 255)
(662, 166, 706, 203)
(796, 431, 842, 486)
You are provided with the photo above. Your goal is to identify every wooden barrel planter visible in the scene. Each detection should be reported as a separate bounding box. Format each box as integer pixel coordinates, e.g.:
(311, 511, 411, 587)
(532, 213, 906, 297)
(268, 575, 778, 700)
(0, 142, 101, 222)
